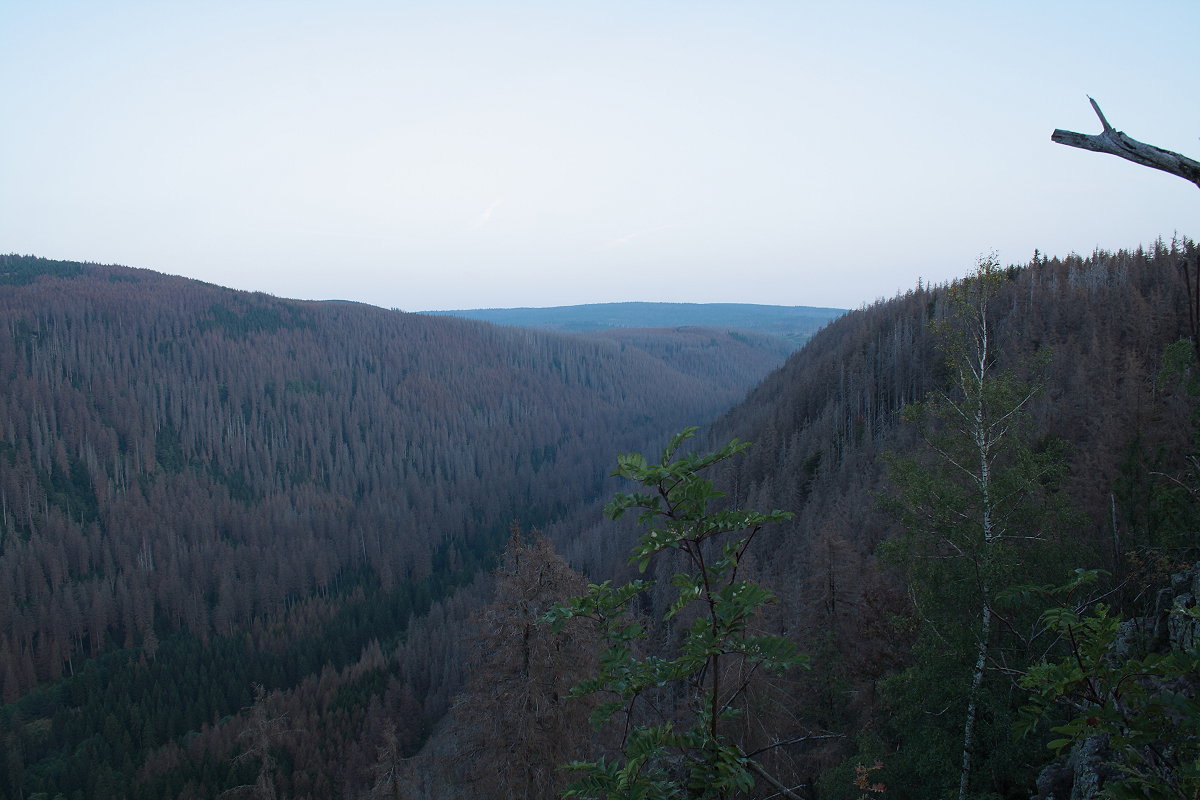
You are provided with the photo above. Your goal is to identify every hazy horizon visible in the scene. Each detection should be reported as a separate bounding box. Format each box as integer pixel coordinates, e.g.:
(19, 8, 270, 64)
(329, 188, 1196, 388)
(4, 1, 1198, 311)
(423, 299, 849, 312)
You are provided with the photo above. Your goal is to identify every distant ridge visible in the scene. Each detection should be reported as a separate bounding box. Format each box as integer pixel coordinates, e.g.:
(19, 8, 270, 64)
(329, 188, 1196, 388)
(421, 301, 845, 347)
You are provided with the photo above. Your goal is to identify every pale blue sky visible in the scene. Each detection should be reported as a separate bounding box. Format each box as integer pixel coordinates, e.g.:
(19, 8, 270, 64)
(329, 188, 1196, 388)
(3, 1, 1198, 310)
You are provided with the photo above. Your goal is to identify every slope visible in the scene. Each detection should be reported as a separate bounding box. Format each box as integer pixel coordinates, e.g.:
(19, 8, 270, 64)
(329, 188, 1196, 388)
(698, 241, 1197, 796)
(484, 242, 1198, 800)
(0, 254, 778, 800)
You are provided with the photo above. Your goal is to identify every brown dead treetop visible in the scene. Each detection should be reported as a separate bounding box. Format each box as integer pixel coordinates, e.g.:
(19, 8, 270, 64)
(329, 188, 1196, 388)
(1052, 96, 1200, 189)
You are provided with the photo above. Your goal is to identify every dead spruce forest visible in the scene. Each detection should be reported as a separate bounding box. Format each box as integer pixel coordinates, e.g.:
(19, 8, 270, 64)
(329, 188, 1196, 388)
(1, 241, 1199, 800)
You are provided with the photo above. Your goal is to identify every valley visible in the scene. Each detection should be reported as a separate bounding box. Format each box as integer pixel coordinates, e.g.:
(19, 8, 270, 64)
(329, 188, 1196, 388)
(1, 243, 1198, 799)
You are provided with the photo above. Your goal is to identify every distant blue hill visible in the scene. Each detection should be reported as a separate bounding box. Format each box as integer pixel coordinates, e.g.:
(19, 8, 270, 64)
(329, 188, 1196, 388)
(421, 302, 845, 348)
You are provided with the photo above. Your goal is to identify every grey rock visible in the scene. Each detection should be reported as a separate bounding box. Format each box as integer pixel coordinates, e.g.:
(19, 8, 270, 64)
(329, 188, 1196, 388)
(1068, 735, 1108, 800)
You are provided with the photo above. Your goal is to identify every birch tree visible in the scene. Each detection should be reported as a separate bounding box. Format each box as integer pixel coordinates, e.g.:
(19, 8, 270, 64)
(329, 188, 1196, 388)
(884, 256, 1067, 800)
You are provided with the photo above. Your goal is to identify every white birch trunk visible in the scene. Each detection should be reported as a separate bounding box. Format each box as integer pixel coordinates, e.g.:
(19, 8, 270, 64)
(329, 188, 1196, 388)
(958, 600, 991, 800)
(959, 280, 995, 800)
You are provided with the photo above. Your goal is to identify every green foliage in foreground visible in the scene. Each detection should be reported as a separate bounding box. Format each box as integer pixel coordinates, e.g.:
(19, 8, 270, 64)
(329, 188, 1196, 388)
(1012, 337, 1200, 800)
(546, 428, 805, 799)
(1019, 571, 1200, 800)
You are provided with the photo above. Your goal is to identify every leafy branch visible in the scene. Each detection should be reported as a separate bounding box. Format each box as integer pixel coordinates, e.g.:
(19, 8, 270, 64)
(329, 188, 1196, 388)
(545, 428, 808, 799)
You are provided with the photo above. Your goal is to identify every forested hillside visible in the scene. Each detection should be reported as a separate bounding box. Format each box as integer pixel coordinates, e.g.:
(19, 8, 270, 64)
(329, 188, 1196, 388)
(590, 326, 795, 397)
(701, 243, 1199, 796)
(464, 240, 1198, 800)
(4, 241, 1198, 800)
(0, 255, 791, 799)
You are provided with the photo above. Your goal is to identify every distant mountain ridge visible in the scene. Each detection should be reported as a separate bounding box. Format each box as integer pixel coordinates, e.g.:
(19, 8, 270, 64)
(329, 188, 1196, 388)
(421, 301, 845, 347)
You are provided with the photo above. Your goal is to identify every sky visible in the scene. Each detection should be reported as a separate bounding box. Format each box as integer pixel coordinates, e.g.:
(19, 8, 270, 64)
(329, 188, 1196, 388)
(3, 1, 1199, 311)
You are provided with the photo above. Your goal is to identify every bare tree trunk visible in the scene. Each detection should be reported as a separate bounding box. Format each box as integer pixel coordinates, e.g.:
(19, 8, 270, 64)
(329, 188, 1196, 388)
(958, 601, 991, 800)
(948, 264, 1007, 800)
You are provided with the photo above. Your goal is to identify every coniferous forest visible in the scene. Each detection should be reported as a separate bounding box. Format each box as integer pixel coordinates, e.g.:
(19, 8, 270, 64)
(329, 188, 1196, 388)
(2, 239, 1199, 800)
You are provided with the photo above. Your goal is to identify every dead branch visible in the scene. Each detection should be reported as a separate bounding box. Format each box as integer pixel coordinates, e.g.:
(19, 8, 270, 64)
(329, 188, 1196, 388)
(747, 758, 807, 800)
(1052, 96, 1200, 189)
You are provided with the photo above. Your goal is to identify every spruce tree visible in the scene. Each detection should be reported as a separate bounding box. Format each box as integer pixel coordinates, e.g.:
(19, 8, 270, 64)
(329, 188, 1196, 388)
(451, 526, 601, 800)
